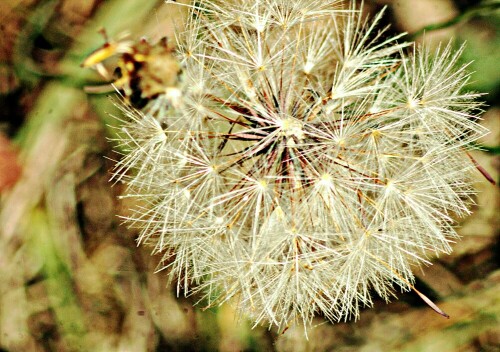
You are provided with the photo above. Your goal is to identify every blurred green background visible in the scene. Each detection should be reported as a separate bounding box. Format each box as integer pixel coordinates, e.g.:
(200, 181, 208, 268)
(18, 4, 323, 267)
(0, 0, 498, 351)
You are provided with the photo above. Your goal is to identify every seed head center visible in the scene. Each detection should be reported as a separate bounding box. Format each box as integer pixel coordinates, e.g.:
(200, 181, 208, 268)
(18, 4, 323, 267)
(278, 118, 304, 141)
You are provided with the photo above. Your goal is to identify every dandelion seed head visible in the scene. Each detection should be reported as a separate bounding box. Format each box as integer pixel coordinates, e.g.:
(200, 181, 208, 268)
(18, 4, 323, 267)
(109, 0, 488, 332)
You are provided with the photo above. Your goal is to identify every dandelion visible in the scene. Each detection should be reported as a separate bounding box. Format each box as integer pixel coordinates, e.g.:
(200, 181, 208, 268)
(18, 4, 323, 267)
(99, 0, 488, 331)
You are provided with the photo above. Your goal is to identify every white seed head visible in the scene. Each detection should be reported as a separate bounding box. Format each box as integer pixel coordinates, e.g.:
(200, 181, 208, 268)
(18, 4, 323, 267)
(113, 0, 487, 331)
